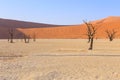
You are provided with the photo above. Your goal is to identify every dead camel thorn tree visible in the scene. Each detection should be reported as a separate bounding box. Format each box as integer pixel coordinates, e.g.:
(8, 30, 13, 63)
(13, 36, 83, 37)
(86, 25, 91, 43)
(8, 28, 15, 43)
(105, 29, 117, 41)
(23, 34, 30, 43)
(33, 32, 36, 42)
(83, 21, 98, 50)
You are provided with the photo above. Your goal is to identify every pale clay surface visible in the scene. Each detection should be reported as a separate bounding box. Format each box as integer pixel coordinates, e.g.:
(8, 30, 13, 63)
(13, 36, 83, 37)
(0, 39, 120, 80)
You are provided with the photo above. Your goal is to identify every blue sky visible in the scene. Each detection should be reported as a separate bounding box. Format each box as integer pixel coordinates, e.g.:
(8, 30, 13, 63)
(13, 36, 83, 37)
(0, 0, 120, 25)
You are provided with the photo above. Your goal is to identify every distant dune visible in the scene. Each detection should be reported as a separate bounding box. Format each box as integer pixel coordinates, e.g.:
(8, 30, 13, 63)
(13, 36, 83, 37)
(0, 16, 120, 39)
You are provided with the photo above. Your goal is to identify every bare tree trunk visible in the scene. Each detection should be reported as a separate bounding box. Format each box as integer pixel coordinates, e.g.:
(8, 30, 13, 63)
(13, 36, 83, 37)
(24, 34, 30, 43)
(33, 38, 36, 42)
(27, 35, 30, 43)
(89, 37, 94, 50)
(8, 28, 15, 43)
(10, 33, 14, 43)
(110, 37, 113, 41)
(33, 32, 36, 42)
(8, 37, 9, 42)
(24, 34, 27, 43)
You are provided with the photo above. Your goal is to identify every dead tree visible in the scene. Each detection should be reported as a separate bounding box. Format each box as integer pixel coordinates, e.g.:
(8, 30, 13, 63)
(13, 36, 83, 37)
(105, 29, 117, 41)
(83, 21, 98, 50)
(23, 34, 30, 43)
(23, 34, 27, 43)
(33, 32, 36, 42)
(8, 28, 15, 43)
(86, 25, 91, 43)
(27, 35, 30, 43)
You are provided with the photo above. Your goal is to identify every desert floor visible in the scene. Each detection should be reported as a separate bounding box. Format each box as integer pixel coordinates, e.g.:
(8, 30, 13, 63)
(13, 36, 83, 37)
(0, 39, 120, 80)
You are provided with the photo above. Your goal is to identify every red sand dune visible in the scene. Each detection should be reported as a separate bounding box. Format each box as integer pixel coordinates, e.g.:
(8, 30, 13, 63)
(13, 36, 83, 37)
(0, 16, 120, 39)
(17, 16, 120, 39)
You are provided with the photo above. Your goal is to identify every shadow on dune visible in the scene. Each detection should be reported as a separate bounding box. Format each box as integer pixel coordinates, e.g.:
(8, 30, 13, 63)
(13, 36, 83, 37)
(0, 27, 28, 39)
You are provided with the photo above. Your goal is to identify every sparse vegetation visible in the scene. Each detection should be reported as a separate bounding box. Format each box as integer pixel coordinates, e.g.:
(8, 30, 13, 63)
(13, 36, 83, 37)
(23, 34, 30, 43)
(8, 28, 15, 43)
(83, 21, 98, 50)
(33, 32, 36, 42)
(105, 29, 117, 41)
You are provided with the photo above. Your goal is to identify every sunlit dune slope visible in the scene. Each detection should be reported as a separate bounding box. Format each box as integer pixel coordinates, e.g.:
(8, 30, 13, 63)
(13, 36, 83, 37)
(17, 25, 84, 39)
(18, 16, 120, 39)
